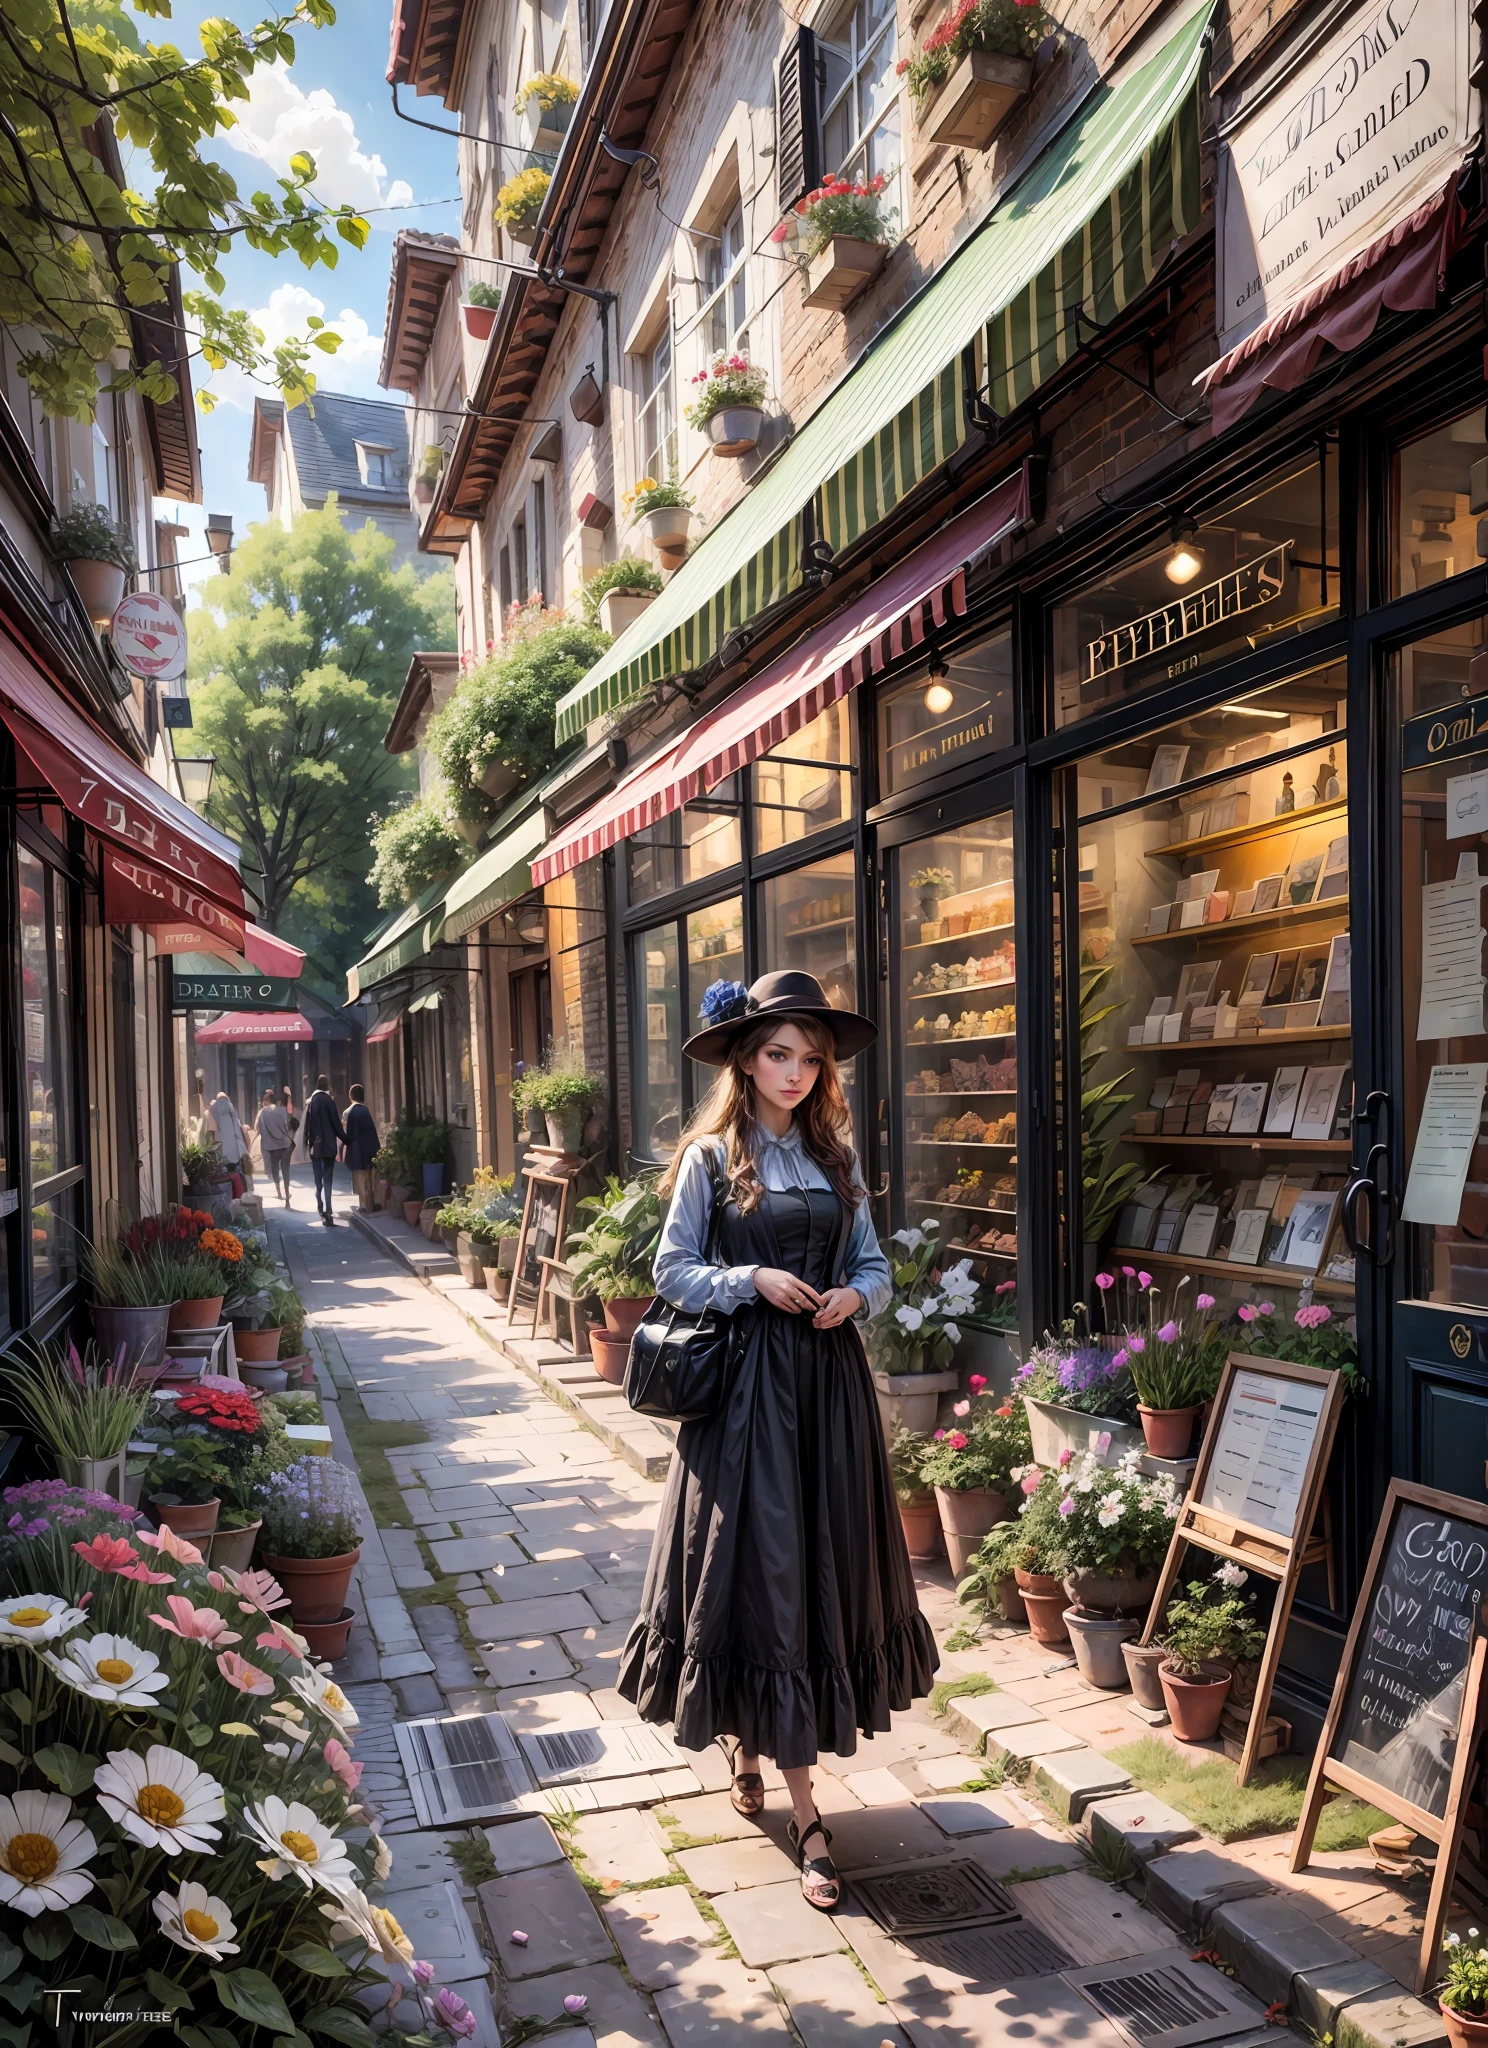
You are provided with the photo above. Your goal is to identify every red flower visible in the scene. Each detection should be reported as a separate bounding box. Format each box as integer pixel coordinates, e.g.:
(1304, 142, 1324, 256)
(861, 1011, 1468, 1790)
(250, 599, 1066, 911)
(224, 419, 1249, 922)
(946, 1431, 969, 1450)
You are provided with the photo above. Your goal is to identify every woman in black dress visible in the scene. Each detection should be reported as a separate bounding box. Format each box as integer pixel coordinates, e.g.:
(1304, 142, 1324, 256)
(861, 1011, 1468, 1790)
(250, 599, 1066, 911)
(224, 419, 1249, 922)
(618, 971, 936, 1911)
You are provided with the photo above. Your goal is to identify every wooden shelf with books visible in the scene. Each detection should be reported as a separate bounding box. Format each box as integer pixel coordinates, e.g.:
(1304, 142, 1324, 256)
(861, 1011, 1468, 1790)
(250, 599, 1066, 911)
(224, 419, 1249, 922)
(1108, 1244, 1355, 1297)
(1125, 1135, 1349, 1153)
(1132, 895, 1349, 948)
(1155, 793, 1347, 861)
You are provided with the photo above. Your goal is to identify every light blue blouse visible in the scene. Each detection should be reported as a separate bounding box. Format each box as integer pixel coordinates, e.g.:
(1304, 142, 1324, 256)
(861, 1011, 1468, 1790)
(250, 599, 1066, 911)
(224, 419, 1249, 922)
(654, 1125, 893, 1320)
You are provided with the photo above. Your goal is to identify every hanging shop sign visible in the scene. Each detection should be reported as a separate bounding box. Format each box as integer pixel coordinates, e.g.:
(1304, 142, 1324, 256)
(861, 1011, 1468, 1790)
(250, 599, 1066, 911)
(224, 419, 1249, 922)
(171, 972, 296, 1012)
(1084, 542, 1293, 685)
(1403, 689, 1488, 770)
(1217, 0, 1477, 350)
(109, 590, 188, 682)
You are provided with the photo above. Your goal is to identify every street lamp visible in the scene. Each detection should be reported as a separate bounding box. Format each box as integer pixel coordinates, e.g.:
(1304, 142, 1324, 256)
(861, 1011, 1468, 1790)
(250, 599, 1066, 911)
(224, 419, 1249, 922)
(205, 515, 234, 573)
(176, 757, 216, 807)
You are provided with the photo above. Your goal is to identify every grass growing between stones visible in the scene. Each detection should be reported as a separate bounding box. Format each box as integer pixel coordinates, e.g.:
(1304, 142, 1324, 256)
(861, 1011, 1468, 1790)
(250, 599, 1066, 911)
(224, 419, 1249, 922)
(336, 1377, 430, 1530)
(930, 1671, 998, 1716)
(1110, 1736, 1394, 1847)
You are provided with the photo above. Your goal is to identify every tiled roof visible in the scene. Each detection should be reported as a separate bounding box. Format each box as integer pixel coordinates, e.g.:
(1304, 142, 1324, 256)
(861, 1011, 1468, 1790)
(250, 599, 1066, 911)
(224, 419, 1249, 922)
(379, 230, 461, 393)
(282, 391, 411, 504)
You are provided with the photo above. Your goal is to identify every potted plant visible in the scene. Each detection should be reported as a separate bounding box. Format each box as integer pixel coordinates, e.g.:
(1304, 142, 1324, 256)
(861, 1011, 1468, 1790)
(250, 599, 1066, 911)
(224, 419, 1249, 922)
(259, 1455, 365, 1625)
(567, 1174, 662, 1349)
(179, 1134, 231, 1204)
(1230, 1299, 1362, 1392)
(888, 1427, 940, 1560)
(168, 1382, 278, 1570)
(957, 1518, 1027, 1625)
(145, 1431, 226, 1539)
(461, 280, 502, 343)
(582, 556, 664, 637)
(1051, 1448, 1179, 1687)
(899, 0, 1044, 152)
(624, 475, 695, 562)
(78, 1213, 175, 1378)
(1440, 1933, 1488, 2048)
(514, 1058, 606, 1153)
(684, 350, 770, 455)
(414, 445, 447, 511)
(1155, 1569, 1266, 1741)
(862, 1222, 980, 1433)
(918, 1391, 1028, 1574)
(773, 174, 895, 312)
(1016, 1308, 1143, 1469)
(0, 1339, 155, 1499)
(1122, 1277, 1227, 1459)
(495, 165, 551, 247)
(269, 1281, 310, 1384)
(976, 1474, 1071, 1642)
(514, 71, 578, 152)
(55, 501, 136, 625)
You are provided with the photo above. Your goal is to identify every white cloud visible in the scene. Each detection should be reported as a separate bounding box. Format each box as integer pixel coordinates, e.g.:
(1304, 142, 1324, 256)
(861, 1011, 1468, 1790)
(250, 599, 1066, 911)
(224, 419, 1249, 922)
(201, 282, 386, 413)
(223, 63, 414, 214)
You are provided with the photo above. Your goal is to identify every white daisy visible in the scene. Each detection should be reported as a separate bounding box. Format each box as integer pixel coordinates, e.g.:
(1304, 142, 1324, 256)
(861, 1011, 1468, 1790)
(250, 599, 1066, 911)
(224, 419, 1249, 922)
(323, 1885, 415, 1970)
(242, 1796, 355, 1895)
(47, 1635, 170, 1708)
(0, 1791, 96, 1918)
(153, 1880, 240, 1959)
(289, 1670, 360, 1736)
(0, 1594, 86, 1644)
(94, 1746, 225, 1854)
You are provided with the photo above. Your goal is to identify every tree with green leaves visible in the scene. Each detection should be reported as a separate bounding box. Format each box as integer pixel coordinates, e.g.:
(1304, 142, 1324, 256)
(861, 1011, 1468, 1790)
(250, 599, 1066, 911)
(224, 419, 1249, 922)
(1, 0, 369, 419)
(187, 505, 454, 966)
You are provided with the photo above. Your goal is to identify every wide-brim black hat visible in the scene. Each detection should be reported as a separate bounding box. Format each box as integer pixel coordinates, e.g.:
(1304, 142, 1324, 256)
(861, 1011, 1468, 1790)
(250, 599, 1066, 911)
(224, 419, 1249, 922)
(683, 970, 878, 1066)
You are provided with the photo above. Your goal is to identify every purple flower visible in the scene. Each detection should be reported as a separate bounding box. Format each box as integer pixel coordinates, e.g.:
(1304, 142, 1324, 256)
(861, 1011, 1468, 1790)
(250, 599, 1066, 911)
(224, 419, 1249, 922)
(1138, 1272, 1153, 1288)
(1259, 1302, 1275, 1315)
(1056, 1346, 1120, 1395)
(1094, 1272, 1114, 1291)
(1057, 1496, 1075, 1517)
(1157, 1320, 1179, 1343)
(564, 1997, 589, 2015)
(1196, 1293, 1216, 1311)
(1121, 1266, 1135, 1277)
(1128, 1335, 1145, 1353)
(414, 1962, 435, 1986)
(434, 1989, 477, 2040)
(1111, 1348, 1129, 1370)
(1237, 1304, 1257, 1323)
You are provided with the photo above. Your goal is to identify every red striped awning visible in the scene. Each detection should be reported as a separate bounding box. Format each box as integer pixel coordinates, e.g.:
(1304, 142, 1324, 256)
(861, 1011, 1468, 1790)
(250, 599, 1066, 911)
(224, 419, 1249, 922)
(532, 470, 1029, 887)
(194, 1010, 313, 1043)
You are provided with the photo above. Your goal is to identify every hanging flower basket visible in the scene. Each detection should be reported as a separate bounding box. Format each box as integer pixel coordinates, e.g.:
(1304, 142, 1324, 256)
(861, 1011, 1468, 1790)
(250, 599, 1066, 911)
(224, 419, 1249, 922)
(685, 351, 769, 456)
(463, 301, 499, 340)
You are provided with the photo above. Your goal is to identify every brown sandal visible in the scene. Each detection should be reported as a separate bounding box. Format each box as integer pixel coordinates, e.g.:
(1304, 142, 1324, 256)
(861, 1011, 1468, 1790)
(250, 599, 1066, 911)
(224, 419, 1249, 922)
(721, 1741, 765, 1817)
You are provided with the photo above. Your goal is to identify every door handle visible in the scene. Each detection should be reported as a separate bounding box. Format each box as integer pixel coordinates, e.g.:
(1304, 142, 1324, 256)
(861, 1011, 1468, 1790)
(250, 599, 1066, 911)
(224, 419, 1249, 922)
(1342, 1138, 1394, 1267)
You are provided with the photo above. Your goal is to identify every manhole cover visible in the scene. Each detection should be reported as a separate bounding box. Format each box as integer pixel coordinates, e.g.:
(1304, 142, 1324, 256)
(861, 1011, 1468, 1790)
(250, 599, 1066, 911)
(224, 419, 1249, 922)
(517, 1720, 686, 1785)
(395, 1712, 535, 1825)
(910, 1921, 1072, 1983)
(1064, 1951, 1263, 2048)
(851, 1859, 1019, 1934)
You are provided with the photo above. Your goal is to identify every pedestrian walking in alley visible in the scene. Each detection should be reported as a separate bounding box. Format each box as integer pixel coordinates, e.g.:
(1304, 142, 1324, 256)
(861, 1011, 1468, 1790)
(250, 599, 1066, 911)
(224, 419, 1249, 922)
(618, 970, 935, 1916)
(203, 1087, 250, 1193)
(303, 1074, 347, 1226)
(255, 1087, 295, 1206)
(344, 1084, 380, 1211)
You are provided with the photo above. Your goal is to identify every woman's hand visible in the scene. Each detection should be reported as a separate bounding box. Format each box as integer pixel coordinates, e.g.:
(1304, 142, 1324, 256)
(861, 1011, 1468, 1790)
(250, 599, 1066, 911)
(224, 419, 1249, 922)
(812, 1287, 862, 1329)
(754, 1268, 822, 1314)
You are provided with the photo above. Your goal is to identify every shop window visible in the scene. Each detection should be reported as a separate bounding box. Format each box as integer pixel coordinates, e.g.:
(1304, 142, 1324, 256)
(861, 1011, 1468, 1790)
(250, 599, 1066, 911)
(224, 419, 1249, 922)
(761, 850, 861, 1129)
(752, 701, 855, 853)
(1395, 404, 1488, 596)
(627, 789, 742, 903)
(877, 630, 1014, 799)
(20, 844, 79, 1310)
(686, 896, 745, 1095)
(1071, 663, 1352, 1316)
(635, 923, 682, 1158)
(1052, 445, 1339, 728)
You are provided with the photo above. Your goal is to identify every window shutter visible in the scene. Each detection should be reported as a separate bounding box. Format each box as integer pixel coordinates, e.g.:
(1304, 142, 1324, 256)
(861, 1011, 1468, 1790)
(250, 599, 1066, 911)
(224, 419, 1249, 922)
(776, 28, 821, 217)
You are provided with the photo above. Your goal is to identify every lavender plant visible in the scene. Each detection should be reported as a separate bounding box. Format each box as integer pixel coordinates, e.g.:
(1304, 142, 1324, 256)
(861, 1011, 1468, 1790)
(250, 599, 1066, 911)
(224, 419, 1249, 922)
(258, 1457, 365, 1559)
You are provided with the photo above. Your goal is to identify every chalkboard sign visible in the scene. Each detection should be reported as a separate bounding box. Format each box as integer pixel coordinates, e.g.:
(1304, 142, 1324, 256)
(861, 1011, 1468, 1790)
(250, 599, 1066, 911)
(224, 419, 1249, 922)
(507, 1173, 570, 1312)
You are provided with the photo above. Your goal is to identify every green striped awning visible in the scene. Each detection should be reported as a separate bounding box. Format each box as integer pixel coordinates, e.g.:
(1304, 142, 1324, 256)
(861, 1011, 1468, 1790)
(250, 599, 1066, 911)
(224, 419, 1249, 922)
(346, 878, 448, 1001)
(441, 806, 546, 942)
(553, 1, 1209, 745)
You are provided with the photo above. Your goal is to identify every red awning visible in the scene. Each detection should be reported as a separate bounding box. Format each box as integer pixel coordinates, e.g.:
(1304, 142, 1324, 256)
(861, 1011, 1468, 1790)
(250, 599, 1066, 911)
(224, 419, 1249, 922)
(532, 470, 1030, 887)
(194, 1010, 313, 1043)
(0, 632, 244, 911)
(365, 1017, 400, 1044)
(1199, 181, 1464, 435)
(243, 924, 305, 978)
(102, 848, 247, 952)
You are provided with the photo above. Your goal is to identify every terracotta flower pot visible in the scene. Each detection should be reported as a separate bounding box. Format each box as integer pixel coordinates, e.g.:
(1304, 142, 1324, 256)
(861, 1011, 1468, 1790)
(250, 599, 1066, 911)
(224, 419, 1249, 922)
(602, 1296, 651, 1339)
(899, 1496, 941, 1560)
(68, 556, 126, 626)
(94, 1304, 170, 1379)
(1159, 1660, 1232, 1742)
(168, 1295, 224, 1333)
(1015, 1568, 1071, 1646)
(1121, 1637, 1168, 1712)
(1138, 1404, 1201, 1459)
(1442, 2010, 1488, 2048)
(1066, 1609, 1139, 1689)
(1062, 1562, 1159, 1618)
(588, 1327, 630, 1385)
(298, 1607, 357, 1660)
(152, 1497, 220, 1538)
(209, 1519, 262, 1573)
(996, 1573, 1027, 1625)
(262, 1547, 360, 1625)
(235, 1327, 282, 1361)
(403, 1199, 424, 1225)
(934, 1486, 1007, 1576)
(462, 301, 498, 340)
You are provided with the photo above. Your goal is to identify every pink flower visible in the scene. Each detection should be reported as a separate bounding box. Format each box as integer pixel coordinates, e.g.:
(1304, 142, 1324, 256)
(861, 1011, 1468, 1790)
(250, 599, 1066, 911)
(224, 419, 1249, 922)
(1058, 1448, 1072, 1467)
(1128, 1335, 1145, 1352)
(1237, 1304, 1257, 1322)
(946, 1431, 968, 1450)
(1138, 1272, 1153, 1289)
(1196, 1294, 1216, 1311)
(933, 1428, 946, 1441)
(150, 1594, 241, 1645)
(770, 221, 790, 243)
(1157, 1320, 1179, 1344)
(1121, 1266, 1135, 1277)
(1112, 1348, 1129, 1369)
(952, 1400, 970, 1417)
(1057, 1496, 1075, 1517)
(968, 1374, 987, 1391)
(325, 1738, 363, 1792)
(1259, 1302, 1275, 1315)
(117, 1558, 175, 1584)
(434, 1989, 477, 2039)
(1094, 1273, 1114, 1290)
(1295, 1303, 1332, 1330)
(414, 1962, 435, 1986)
(138, 1525, 205, 1566)
(256, 1621, 309, 1657)
(216, 1651, 274, 1696)
(564, 1998, 589, 2016)
(216, 1567, 290, 1615)
(1020, 1470, 1041, 1495)
(73, 1533, 141, 1573)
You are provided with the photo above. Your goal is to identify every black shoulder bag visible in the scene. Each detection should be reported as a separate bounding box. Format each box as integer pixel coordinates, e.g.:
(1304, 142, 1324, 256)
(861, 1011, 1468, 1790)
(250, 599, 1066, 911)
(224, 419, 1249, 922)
(624, 1149, 737, 1423)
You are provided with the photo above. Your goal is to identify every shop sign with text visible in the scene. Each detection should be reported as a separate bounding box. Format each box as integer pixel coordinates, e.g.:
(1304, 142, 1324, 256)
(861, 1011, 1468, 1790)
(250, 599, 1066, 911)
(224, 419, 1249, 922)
(172, 973, 296, 1012)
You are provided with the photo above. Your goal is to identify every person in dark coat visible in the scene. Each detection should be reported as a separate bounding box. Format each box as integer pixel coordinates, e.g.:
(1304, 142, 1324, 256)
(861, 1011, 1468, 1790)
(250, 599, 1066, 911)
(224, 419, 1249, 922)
(303, 1074, 347, 1226)
(343, 1084, 380, 1212)
(617, 971, 934, 1916)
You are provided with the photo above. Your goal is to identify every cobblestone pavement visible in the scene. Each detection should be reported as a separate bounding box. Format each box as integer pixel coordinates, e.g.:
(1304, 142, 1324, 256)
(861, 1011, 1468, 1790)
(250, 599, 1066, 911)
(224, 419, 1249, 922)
(268, 1185, 1454, 2048)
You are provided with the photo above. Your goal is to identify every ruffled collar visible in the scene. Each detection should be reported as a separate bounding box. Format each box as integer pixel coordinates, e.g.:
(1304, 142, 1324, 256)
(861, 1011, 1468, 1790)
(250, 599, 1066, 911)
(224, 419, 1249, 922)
(752, 1119, 803, 1152)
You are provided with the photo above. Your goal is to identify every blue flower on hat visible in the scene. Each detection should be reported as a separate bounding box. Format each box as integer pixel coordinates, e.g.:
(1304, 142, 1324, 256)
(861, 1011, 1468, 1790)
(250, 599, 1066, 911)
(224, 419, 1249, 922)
(699, 979, 749, 1026)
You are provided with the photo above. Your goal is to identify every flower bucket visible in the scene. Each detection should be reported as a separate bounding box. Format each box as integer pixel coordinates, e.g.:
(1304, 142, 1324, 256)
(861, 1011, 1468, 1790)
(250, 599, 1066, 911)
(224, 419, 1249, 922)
(588, 1327, 629, 1385)
(803, 234, 887, 312)
(152, 1496, 220, 1539)
(523, 95, 573, 151)
(899, 1497, 941, 1560)
(235, 1327, 282, 1362)
(1121, 1638, 1168, 1712)
(299, 1606, 358, 1660)
(546, 1109, 586, 1152)
(1159, 1660, 1232, 1742)
(874, 1368, 959, 1437)
(262, 1547, 361, 1626)
(706, 405, 765, 455)
(603, 1296, 650, 1339)
(1138, 1404, 1201, 1460)
(94, 1304, 170, 1378)
(240, 1360, 291, 1394)
(168, 1295, 224, 1333)
(422, 1162, 446, 1199)
(209, 1519, 262, 1573)
(1014, 1568, 1071, 1646)
(934, 1485, 1006, 1576)
(1062, 1563, 1159, 1618)
(1023, 1395, 1143, 1469)
(56, 1450, 127, 1499)
(69, 556, 127, 625)
(1066, 1609, 1139, 1689)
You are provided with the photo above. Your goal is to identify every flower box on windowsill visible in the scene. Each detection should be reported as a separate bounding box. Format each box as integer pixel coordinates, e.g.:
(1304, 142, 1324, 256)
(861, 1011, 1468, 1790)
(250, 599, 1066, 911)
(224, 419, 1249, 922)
(803, 235, 888, 313)
(922, 50, 1033, 151)
(599, 587, 657, 637)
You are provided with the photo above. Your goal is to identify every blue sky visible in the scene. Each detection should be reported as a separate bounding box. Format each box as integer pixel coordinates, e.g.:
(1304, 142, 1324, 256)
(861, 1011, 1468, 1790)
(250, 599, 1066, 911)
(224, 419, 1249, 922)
(148, 0, 460, 597)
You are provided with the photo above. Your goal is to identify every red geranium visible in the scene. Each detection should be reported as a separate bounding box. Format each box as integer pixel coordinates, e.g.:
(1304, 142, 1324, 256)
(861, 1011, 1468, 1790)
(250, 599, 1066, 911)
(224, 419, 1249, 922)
(175, 1386, 262, 1435)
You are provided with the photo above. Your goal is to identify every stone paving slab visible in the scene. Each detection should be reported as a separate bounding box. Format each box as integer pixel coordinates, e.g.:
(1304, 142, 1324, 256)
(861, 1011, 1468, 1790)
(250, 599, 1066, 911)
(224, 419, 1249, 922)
(919, 1792, 1015, 1837)
(573, 1809, 675, 1887)
(379, 1880, 487, 1978)
(603, 1887, 717, 1989)
(478, 1592, 603, 1639)
(478, 1862, 615, 1977)
(483, 1816, 565, 1873)
(895, 1973, 1129, 2048)
(769, 1954, 910, 2048)
(674, 1836, 799, 1894)
(653, 1957, 793, 2048)
(711, 1879, 849, 1966)
(505, 1964, 669, 2048)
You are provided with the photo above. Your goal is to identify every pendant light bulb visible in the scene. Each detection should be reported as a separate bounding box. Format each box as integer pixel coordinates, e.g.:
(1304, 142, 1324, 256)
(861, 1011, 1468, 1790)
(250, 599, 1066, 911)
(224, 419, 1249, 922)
(923, 655, 954, 716)
(1164, 516, 1204, 585)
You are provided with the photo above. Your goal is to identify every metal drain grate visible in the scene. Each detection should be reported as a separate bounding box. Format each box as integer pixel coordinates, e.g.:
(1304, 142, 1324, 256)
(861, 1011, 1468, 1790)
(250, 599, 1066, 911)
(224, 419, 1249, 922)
(517, 1720, 686, 1785)
(1064, 1951, 1264, 2048)
(395, 1713, 535, 1826)
(911, 1921, 1072, 1984)
(850, 1859, 1019, 1936)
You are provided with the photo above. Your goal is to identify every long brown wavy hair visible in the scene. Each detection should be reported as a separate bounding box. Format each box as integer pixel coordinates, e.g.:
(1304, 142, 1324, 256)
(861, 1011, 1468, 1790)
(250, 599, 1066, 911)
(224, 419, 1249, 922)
(658, 1014, 862, 1214)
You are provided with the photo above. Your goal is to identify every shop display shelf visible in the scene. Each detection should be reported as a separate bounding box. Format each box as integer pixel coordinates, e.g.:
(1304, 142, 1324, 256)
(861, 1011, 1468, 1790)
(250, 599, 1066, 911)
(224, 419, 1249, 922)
(945, 1241, 1016, 1261)
(904, 921, 1013, 951)
(1107, 1243, 1355, 1297)
(1136, 1024, 1352, 1053)
(913, 1031, 1015, 1046)
(906, 1089, 1016, 1099)
(1124, 1134, 1349, 1153)
(1131, 895, 1350, 947)
(1153, 792, 1346, 861)
(908, 1139, 1016, 1150)
(908, 1200, 1016, 1219)
(908, 977, 1015, 1000)
(781, 915, 854, 939)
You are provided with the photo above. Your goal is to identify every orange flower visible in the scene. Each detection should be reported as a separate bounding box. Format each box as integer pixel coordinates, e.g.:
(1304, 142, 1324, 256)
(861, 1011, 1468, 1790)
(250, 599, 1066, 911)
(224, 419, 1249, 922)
(200, 1229, 243, 1263)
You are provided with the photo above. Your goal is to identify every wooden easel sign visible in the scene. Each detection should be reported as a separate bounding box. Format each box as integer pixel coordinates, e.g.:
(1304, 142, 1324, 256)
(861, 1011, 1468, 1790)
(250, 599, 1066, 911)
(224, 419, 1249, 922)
(1292, 1480, 1488, 1994)
(1140, 1352, 1344, 1785)
(507, 1172, 572, 1320)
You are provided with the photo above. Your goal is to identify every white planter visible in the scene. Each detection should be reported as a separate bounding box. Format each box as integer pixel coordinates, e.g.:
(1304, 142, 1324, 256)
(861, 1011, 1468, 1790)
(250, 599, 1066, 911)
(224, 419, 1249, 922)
(599, 587, 657, 637)
(803, 235, 888, 312)
(644, 505, 692, 554)
(69, 558, 127, 626)
(705, 406, 765, 456)
(873, 1368, 960, 1438)
(507, 220, 538, 249)
(523, 96, 573, 154)
(55, 1450, 128, 1500)
(922, 50, 1033, 151)
(1023, 1394, 1144, 1471)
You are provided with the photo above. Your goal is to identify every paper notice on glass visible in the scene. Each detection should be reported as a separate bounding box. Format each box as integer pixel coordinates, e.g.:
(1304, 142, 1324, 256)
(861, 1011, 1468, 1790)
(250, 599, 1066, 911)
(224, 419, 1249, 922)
(1417, 878, 1486, 1040)
(1200, 1368, 1327, 1540)
(1448, 769, 1488, 839)
(1401, 1063, 1488, 1226)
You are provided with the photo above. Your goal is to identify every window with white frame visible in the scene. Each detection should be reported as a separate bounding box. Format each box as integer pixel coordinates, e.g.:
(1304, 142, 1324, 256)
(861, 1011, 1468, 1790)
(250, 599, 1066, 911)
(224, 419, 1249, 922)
(637, 311, 677, 483)
(819, 0, 900, 197)
(698, 200, 749, 357)
(356, 442, 394, 489)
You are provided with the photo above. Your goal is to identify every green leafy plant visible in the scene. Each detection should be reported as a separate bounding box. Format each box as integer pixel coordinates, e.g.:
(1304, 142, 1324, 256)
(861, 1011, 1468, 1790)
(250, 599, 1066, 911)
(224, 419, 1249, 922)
(897, 0, 1045, 106)
(567, 1176, 662, 1300)
(682, 351, 768, 430)
(55, 502, 136, 571)
(495, 165, 552, 228)
(581, 557, 663, 624)
(1232, 1300, 1360, 1388)
(1441, 1934, 1488, 2016)
(888, 1426, 933, 1505)
(1046, 1448, 1181, 1572)
(957, 1478, 1067, 1611)
(624, 475, 694, 517)
(427, 620, 608, 824)
(513, 1059, 607, 1118)
(1080, 960, 1150, 1244)
(0, 1340, 154, 1458)
(267, 1282, 306, 1358)
(909, 866, 954, 894)
(419, 443, 449, 486)
(146, 1430, 227, 1507)
(465, 281, 503, 309)
(373, 1108, 453, 1186)
(1158, 1570, 1267, 1679)
(368, 794, 466, 909)
(514, 72, 579, 112)
(179, 1135, 227, 1187)
(918, 1392, 1031, 1493)
(863, 1221, 980, 1374)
